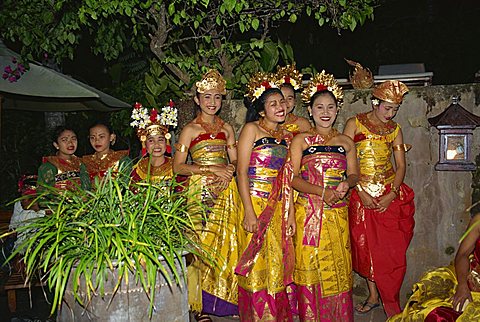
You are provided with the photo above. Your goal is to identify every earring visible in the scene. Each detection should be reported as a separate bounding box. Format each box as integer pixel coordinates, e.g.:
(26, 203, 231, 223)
(110, 139, 116, 146)
(259, 111, 265, 117)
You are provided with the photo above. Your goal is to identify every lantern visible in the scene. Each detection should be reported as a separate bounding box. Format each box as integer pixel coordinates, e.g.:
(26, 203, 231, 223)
(428, 96, 480, 171)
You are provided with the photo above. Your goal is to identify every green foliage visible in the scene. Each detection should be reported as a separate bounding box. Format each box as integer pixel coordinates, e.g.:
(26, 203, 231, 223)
(4, 168, 209, 315)
(0, 0, 376, 105)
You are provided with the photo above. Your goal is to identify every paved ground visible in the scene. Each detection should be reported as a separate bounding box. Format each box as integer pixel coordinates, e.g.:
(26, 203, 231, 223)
(0, 275, 387, 322)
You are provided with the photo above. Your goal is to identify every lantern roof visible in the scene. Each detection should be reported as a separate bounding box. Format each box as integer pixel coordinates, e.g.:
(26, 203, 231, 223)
(428, 96, 480, 127)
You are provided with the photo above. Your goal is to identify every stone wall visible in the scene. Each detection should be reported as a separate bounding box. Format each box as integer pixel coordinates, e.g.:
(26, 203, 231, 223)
(179, 83, 480, 304)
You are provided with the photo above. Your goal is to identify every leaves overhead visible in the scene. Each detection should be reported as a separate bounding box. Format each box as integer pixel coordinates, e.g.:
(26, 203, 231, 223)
(0, 0, 376, 103)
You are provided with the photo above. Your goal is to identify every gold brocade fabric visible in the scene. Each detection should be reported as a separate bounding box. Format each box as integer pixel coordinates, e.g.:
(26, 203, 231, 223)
(294, 142, 352, 297)
(186, 133, 241, 312)
(82, 150, 129, 179)
(131, 157, 173, 183)
(237, 138, 290, 294)
(354, 113, 399, 198)
(388, 263, 480, 322)
(38, 155, 86, 190)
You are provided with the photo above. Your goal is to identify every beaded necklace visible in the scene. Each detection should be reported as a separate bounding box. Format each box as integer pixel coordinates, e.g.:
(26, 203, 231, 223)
(259, 117, 284, 141)
(195, 114, 224, 137)
(308, 127, 338, 145)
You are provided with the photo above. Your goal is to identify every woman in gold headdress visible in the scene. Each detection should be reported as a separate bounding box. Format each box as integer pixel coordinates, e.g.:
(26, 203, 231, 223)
(235, 72, 296, 321)
(290, 71, 358, 321)
(37, 126, 90, 191)
(343, 80, 415, 317)
(173, 70, 240, 320)
(275, 64, 311, 135)
(82, 122, 131, 184)
(130, 101, 177, 183)
(389, 213, 480, 321)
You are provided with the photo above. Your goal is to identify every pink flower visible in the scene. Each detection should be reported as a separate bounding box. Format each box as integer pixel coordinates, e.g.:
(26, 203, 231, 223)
(4, 66, 12, 73)
(134, 102, 142, 109)
(169, 99, 174, 107)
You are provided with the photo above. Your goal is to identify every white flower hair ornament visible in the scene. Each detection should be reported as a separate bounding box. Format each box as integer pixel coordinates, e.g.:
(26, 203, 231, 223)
(130, 100, 178, 155)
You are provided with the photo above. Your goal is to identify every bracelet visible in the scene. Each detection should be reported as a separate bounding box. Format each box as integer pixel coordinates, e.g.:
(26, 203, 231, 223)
(199, 165, 210, 174)
(390, 184, 399, 196)
(175, 143, 188, 153)
(227, 142, 237, 149)
(356, 184, 364, 192)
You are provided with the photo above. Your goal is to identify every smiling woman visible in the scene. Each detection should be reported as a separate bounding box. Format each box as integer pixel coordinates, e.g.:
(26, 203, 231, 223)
(235, 72, 296, 321)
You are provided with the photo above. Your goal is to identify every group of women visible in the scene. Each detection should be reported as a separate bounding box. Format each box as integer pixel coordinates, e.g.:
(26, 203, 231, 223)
(35, 66, 416, 321)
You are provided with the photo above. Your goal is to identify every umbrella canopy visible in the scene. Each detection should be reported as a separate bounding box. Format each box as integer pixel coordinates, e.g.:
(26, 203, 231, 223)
(0, 40, 130, 111)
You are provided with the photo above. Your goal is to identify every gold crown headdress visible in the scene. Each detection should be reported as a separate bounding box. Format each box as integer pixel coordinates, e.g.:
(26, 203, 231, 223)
(302, 70, 344, 106)
(195, 69, 227, 95)
(372, 80, 409, 105)
(345, 58, 374, 89)
(130, 101, 178, 155)
(245, 72, 278, 102)
(275, 64, 303, 90)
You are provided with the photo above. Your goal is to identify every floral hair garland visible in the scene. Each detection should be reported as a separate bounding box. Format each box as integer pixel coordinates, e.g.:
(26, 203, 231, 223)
(245, 72, 278, 102)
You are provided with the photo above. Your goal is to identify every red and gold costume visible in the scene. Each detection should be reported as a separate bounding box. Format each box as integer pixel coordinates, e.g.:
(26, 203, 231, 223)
(293, 133, 353, 321)
(349, 112, 415, 316)
(235, 136, 295, 321)
(389, 238, 480, 321)
(82, 150, 130, 182)
(37, 155, 89, 190)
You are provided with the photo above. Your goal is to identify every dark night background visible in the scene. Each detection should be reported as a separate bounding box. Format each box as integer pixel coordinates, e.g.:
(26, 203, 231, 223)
(1, 0, 480, 206)
(60, 0, 480, 88)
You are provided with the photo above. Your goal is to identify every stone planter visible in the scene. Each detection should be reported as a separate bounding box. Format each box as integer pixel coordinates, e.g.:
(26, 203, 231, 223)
(58, 255, 188, 322)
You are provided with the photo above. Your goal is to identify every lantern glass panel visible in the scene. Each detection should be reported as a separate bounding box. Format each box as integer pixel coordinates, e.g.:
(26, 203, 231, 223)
(444, 134, 466, 161)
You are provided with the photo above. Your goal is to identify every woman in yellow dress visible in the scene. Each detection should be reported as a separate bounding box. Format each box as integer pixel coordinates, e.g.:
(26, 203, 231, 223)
(82, 122, 131, 184)
(290, 71, 358, 321)
(389, 213, 480, 321)
(343, 80, 415, 317)
(129, 101, 177, 184)
(235, 72, 296, 321)
(275, 64, 311, 135)
(173, 70, 240, 320)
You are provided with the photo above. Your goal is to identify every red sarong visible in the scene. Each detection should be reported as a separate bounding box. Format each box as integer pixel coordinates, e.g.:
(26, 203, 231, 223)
(349, 183, 415, 316)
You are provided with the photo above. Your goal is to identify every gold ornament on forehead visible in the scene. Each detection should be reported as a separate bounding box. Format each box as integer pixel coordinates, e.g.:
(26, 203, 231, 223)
(275, 64, 303, 90)
(302, 70, 343, 106)
(245, 72, 278, 102)
(372, 80, 409, 105)
(195, 69, 227, 95)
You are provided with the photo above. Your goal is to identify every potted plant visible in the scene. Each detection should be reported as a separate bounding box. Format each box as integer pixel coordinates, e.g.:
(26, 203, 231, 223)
(8, 166, 209, 321)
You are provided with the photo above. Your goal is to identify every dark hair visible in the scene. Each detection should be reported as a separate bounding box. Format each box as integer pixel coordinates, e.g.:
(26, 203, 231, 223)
(51, 126, 76, 143)
(245, 88, 284, 123)
(309, 90, 338, 108)
(280, 83, 296, 97)
(89, 122, 114, 135)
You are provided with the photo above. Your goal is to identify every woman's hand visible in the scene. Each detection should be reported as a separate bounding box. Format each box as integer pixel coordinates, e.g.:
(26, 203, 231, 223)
(452, 283, 473, 312)
(358, 190, 379, 210)
(375, 192, 396, 212)
(286, 211, 296, 237)
(210, 164, 234, 182)
(324, 188, 340, 206)
(334, 181, 350, 200)
(243, 211, 258, 233)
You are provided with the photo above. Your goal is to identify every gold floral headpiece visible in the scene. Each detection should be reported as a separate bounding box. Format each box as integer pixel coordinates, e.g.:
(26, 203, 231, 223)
(345, 58, 374, 89)
(245, 72, 279, 102)
(302, 70, 344, 106)
(195, 69, 227, 95)
(372, 80, 409, 105)
(275, 64, 303, 90)
(130, 101, 178, 155)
